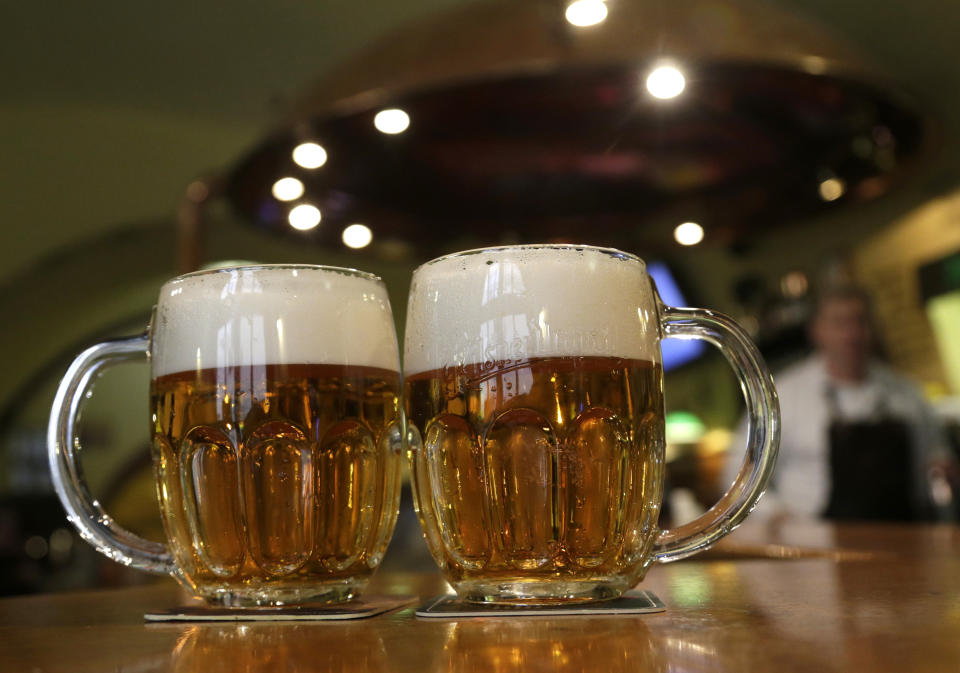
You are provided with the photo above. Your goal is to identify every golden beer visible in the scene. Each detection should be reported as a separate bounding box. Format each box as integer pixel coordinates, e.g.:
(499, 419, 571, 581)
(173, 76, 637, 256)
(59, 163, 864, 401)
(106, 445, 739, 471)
(406, 356, 663, 601)
(153, 363, 402, 604)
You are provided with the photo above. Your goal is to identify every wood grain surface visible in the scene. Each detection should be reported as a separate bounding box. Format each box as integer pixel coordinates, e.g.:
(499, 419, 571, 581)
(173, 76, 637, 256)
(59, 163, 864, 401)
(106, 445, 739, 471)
(1, 521, 957, 673)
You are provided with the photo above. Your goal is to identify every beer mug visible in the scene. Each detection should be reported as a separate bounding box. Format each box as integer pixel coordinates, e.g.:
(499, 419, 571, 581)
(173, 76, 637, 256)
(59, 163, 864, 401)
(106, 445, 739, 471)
(404, 245, 779, 603)
(48, 265, 404, 606)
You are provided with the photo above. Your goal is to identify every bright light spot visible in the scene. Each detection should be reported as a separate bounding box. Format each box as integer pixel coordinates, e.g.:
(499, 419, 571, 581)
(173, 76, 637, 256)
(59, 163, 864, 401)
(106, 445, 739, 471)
(271, 177, 304, 202)
(288, 204, 321, 231)
(801, 56, 828, 75)
(374, 108, 410, 135)
(780, 271, 809, 298)
(200, 259, 259, 271)
(819, 177, 846, 202)
(565, 0, 607, 27)
(674, 221, 704, 246)
(292, 142, 327, 169)
(665, 411, 706, 444)
(342, 223, 373, 249)
(646, 65, 686, 99)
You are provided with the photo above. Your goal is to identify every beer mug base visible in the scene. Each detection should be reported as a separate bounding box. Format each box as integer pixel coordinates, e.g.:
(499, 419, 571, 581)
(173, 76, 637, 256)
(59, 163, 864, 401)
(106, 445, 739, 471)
(454, 578, 630, 605)
(190, 577, 368, 608)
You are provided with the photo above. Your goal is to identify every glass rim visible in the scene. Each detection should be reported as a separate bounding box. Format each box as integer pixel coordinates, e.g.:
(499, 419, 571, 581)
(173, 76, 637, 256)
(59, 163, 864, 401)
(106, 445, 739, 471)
(165, 263, 383, 286)
(414, 244, 644, 273)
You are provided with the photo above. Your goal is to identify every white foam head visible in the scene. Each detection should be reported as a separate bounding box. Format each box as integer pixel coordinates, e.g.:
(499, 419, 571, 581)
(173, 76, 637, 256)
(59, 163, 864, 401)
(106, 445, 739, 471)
(404, 245, 661, 375)
(151, 265, 400, 377)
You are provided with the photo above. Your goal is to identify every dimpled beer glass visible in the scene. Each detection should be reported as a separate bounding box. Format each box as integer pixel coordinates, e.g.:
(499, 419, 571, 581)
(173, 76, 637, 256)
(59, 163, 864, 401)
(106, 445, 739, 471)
(49, 265, 403, 606)
(404, 245, 779, 603)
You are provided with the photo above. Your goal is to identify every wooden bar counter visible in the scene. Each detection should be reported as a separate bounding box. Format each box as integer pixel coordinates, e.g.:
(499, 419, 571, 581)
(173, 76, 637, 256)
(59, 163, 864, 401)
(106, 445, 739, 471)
(1, 521, 958, 672)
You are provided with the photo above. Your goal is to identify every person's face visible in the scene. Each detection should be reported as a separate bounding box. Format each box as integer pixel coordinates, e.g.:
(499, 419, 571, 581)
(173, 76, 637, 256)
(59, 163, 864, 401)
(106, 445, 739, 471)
(810, 297, 872, 364)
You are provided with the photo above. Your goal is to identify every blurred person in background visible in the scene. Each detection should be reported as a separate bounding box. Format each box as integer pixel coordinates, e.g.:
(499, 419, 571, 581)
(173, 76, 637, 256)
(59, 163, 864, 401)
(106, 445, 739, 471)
(728, 285, 956, 521)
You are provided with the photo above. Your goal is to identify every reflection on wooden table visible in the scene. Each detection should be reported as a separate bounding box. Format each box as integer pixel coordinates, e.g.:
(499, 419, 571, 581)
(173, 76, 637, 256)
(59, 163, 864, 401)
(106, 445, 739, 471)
(439, 617, 664, 673)
(170, 623, 388, 673)
(0, 521, 957, 673)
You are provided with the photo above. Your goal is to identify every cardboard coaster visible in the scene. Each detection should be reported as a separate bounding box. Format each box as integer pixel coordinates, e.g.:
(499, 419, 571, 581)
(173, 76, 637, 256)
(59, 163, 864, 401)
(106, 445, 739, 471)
(416, 590, 665, 618)
(145, 595, 416, 622)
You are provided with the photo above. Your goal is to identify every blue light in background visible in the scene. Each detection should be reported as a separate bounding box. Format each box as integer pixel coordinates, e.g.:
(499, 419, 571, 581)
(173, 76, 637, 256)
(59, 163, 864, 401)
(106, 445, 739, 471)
(647, 261, 707, 371)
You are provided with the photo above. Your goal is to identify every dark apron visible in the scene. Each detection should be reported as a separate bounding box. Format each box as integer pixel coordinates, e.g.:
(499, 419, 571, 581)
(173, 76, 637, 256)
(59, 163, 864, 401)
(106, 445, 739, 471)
(822, 386, 919, 522)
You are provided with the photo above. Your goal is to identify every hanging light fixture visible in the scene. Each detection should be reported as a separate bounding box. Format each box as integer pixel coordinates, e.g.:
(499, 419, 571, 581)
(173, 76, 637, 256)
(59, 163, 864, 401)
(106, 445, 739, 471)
(207, 0, 925, 262)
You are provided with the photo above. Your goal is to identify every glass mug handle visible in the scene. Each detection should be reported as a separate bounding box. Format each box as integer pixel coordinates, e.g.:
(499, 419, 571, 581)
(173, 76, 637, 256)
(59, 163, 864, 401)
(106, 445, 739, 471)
(47, 332, 176, 575)
(654, 305, 780, 562)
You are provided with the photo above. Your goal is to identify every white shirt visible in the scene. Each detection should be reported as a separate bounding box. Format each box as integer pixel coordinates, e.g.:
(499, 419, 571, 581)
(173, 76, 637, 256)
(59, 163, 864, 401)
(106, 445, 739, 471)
(728, 355, 948, 518)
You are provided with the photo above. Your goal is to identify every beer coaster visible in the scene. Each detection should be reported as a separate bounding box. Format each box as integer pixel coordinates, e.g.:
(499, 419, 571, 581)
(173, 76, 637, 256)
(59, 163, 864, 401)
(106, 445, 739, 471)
(415, 590, 665, 618)
(144, 595, 416, 622)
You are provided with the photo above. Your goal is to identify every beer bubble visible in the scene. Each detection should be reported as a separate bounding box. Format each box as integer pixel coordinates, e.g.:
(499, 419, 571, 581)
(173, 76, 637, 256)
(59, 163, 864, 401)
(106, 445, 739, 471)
(154, 267, 399, 376)
(404, 246, 657, 376)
